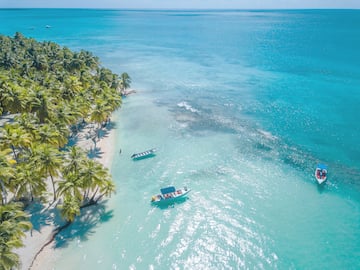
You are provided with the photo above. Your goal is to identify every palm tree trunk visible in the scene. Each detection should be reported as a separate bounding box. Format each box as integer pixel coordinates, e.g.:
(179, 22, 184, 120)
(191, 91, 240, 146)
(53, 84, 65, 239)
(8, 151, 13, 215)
(83, 188, 90, 201)
(29, 220, 71, 269)
(11, 144, 17, 160)
(95, 193, 105, 203)
(89, 187, 99, 202)
(30, 185, 34, 201)
(49, 173, 57, 202)
(0, 179, 7, 204)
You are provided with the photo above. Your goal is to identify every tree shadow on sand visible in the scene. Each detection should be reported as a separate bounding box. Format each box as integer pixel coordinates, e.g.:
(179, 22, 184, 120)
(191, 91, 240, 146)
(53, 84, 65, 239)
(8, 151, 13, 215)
(87, 146, 104, 159)
(87, 122, 116, 159)
(98, 121, 116, 139)
(53, 201, 114, 249)
(26, 200, 113, 244)
(26, 201, 64, 234)
(28, 201, 114, 268)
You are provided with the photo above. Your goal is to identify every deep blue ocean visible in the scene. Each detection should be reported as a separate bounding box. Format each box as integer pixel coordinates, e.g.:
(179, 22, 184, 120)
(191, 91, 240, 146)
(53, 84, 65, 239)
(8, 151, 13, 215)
(1, 9, 360, 270)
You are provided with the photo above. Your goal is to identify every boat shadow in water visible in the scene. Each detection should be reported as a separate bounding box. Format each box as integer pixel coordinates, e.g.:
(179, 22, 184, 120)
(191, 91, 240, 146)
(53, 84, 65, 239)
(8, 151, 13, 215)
(152, 197, 189, 209)
(316, 181, 327, 194)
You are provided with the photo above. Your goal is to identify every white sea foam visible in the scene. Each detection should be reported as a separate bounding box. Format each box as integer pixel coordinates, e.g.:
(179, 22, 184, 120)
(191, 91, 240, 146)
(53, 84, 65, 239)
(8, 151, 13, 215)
(257, 129, 278, 141)
(177, 101, 200, 113)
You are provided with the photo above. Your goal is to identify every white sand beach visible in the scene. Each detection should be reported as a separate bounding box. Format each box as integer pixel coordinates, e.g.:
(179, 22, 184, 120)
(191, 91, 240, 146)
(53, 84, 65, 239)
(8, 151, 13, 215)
(15, 119, 117, 270)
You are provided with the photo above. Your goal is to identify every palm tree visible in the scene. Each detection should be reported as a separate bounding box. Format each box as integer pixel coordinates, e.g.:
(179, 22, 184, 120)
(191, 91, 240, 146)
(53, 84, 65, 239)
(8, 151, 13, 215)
(95, 178, 116, 203)
(0, 81, 26, 114)
(14, 113, 39, 140)
(79, 70, 93, 90)
(81, 160, 115, 203)
(68, 56, 84, 72)
(119, 72, 131, 96)
(62, 146, 86, 176)
(31, 144, 63, 202)
(0, 247, 20, 270)
(0, 74, 11, 114)
(36, 123, 67, 148)
(14, 163, 46, 201)
(0, 51, 18, 69)
(0, 124, 32, 160)
(52, 122, 70, 148)
(0, 202, 32, 270)
(88, 99, 111, 148)
(0, 149, 15, 205)
(58, 196, 80, 222)
(32, 54, 49, 71)
(57, 172, 83, 202)
(79, 50, 99, 70)
(51, 105, 78, 127)
(30, 89, 53, 123)
(101, 89, 122, 112)
(61, 75, 83, 100)
(79, 159, 105, 201)
(90, 99, 110, 130)
(98, 68, 114, 87)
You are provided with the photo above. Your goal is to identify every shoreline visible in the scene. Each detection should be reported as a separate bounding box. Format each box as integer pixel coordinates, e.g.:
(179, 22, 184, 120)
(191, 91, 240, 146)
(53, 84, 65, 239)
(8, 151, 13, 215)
(16, 117, 117, 270)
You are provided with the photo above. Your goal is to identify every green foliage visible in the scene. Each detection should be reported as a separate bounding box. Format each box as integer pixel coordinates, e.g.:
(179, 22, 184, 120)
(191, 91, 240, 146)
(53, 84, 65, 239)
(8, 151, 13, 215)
(58, 196, 81, 223)
(0, 33, 125, 269)
(0, 33, 122, 122)
(0, 202, 31, 270)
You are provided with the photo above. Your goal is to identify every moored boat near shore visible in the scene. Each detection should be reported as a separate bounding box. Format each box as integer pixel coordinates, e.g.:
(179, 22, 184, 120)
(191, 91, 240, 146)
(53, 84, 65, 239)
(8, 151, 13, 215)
(131, 148, 156, 160)
(315, 164, 328, 184)
(151, 186, 190, 205)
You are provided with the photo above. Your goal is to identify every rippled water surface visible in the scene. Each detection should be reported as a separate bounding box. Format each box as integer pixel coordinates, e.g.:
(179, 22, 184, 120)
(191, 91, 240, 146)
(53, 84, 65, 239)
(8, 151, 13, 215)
(1, 9, 360, 270)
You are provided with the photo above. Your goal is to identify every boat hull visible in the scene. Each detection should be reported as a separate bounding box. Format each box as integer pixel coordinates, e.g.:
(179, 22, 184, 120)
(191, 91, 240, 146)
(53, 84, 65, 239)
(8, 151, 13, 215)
(151, 189, 190, 205)
(132, 153, 156, 160)
(316, 177, 327, 185)
(315, 168, 327, 184)
(131, 148, 156, 160)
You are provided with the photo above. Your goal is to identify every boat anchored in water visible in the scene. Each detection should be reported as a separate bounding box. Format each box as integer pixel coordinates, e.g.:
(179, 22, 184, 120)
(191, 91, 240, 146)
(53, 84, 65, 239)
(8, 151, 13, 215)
(315, 164, 328, 184)
(131, 148, 156, 160)
(151, 186, 190, 205)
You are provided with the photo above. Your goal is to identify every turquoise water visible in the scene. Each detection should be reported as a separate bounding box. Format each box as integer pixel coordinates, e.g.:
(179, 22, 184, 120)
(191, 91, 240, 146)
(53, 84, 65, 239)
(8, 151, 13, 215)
(1, 9, 360, 269)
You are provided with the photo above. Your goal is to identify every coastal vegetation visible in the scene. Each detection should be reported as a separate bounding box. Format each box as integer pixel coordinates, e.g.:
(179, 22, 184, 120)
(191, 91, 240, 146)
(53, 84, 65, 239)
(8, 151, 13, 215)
(0, 32, 127, 269)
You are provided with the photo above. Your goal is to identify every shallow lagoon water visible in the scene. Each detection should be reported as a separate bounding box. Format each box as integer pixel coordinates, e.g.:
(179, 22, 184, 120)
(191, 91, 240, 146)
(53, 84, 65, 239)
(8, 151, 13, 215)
(1, 9, 360, 270)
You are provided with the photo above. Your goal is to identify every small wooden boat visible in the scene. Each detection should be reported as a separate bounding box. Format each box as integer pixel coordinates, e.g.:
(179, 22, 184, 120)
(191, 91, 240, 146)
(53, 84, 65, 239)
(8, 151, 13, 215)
(151, 186, 190, 205)
(131, 148, 156, 160)
(315, 164, 327, 184)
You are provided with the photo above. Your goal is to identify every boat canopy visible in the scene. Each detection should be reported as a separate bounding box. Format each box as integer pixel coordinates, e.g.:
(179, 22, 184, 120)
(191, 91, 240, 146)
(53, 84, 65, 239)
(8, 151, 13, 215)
(161, 186, 176, 194)
(317, 164, 328, 170)
(131, 148, 156, 158)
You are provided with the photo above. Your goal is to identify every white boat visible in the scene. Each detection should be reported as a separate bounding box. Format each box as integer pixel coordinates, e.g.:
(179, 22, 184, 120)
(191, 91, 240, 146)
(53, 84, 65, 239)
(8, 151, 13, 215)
(151, 186, 190, 205)
(315, 164, 327, 184)
(131, 148, 156, 160)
